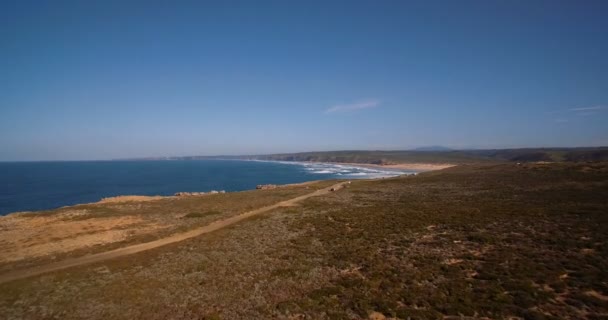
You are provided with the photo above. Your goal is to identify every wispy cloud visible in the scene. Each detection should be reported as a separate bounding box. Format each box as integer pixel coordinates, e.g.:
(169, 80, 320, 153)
(569, 105, 607, 112)
(325, 100, 380, 114)
(549, 105, 606, 123)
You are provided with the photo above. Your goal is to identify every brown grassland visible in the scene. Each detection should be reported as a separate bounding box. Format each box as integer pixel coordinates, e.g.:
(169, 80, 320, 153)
(0, 162, 607, 319)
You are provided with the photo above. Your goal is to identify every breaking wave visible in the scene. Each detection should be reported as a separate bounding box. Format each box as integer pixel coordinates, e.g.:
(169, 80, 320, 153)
(270, 161, 416, 179)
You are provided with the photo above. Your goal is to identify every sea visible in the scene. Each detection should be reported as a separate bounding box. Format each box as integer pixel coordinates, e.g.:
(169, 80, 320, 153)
(0, 160, 415, 216)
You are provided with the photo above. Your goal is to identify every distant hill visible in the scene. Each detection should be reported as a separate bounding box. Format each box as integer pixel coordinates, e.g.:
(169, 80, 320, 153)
(464, 147, 608, 163)
(246, 147, 608, 165)
(411, 146, 452, 151)
(247, 150, 481, 164)
(125, 147, 608, 165)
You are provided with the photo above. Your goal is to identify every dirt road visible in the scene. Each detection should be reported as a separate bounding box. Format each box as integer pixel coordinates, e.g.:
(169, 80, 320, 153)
(0, 182, 346, 285)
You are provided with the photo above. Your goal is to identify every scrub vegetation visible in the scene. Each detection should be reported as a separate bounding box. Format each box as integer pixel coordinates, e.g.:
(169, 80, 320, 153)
(1, 163, 607, 319)
(0, 181, 337, 274)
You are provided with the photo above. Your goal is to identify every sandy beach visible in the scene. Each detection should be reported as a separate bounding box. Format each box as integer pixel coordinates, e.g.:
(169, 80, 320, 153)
(312, 161, 456, 172)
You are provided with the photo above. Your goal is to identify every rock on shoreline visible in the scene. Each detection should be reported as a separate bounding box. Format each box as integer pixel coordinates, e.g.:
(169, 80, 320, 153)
(174, 190, 226, 196)
(256, 184, 278, 190)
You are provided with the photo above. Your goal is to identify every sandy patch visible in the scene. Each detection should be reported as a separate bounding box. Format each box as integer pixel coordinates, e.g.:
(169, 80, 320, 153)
(0, 182, 346, 284)
(318, 161, 455, 172)
(444, 258, 464, 265)
(586, 290, 608, 302)
(0, 211, 164, 263)
(380, 163, 455, 171)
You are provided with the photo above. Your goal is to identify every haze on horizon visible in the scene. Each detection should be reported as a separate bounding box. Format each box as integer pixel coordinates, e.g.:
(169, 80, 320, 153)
(1, 1, 607, 161)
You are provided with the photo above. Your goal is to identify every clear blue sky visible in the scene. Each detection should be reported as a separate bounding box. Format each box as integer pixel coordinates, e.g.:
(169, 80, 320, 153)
(1, 0, 607, 161)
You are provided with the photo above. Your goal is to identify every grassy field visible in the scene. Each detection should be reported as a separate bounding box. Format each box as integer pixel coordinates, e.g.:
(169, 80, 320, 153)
(0, 163, 607, 319)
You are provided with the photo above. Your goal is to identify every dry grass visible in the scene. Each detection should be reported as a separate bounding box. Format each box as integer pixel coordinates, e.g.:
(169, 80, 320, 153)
(0, 163, 607, 319)
(0, 180, 336, 274)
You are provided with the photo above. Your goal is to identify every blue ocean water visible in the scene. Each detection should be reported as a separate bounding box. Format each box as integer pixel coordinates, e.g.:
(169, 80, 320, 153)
(0, 160, 413, 215)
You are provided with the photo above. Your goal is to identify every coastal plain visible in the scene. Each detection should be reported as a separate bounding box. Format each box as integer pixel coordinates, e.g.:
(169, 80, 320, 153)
(0, 162, 607, 319)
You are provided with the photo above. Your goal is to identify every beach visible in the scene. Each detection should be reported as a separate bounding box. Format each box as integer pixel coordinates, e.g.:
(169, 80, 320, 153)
(312, 161, 455, 172)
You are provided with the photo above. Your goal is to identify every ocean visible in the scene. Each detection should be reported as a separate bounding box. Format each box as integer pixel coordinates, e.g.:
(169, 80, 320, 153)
(0, 160, 414, 215)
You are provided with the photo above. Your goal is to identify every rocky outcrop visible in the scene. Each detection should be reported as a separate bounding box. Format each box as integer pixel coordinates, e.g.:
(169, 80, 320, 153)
(256, 184, 278, 190)
(174, 190, 225, 197)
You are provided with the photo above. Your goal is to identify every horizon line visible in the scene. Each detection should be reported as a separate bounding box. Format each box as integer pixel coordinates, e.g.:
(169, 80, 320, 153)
(1, 146, 607, 163)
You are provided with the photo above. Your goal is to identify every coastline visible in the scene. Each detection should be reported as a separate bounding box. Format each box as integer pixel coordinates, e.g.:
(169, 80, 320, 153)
(305, 161, 455, 172)
(0, 179, 328, 218)
(250, 158, 455, 172)
(0, 160, 451, 217)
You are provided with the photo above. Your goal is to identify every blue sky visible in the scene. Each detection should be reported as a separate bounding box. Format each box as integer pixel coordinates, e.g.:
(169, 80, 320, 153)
(1, 0, 607, 161)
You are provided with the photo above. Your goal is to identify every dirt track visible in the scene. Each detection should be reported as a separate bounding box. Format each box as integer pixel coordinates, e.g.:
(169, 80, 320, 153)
(0, 182, 346, 285)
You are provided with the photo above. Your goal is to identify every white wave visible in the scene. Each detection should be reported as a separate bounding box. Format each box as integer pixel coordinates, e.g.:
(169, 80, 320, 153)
(256, 159, 416, 179)
(310, 170, 334, 174)
(344, 172, 369, 176)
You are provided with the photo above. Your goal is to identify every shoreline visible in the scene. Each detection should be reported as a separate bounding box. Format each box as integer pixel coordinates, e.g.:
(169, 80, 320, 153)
(249, 158, 455, 172)
(0, 182, 347, 284)
(0, 179, 329, 218)
(0, 161, 452, 217)
(305, 161, 455, 172)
